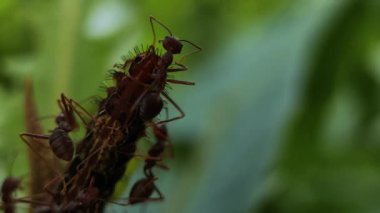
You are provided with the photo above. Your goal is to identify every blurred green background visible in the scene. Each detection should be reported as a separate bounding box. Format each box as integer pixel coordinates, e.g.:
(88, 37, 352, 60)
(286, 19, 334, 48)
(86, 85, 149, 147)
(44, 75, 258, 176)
(1, 0, 380, 212)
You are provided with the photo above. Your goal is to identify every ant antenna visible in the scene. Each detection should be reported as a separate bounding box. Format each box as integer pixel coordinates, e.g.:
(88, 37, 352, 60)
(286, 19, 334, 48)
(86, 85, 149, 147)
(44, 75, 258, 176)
(174, 39, 202, 64)
(149, 16, 173, 46)
(7, 152, 19, 177)
(35, 115, 56, 122)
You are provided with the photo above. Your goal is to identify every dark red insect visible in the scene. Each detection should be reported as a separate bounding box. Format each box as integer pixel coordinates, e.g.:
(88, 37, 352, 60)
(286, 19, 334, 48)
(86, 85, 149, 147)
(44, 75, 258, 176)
(122, 16, 202, 206)
(20, 93, 91, 161)
(1, 177, 58, 213)
(125, 125, 170, 206)
(143, 124, 171, 176)
(137, 17, 201, 124)
(1, 177, 21, 213)
(108, 16, 201, 126)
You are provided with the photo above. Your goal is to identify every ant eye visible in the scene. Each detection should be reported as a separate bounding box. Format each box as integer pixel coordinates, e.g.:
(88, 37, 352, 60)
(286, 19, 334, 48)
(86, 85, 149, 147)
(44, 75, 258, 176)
(55, 113, 65, 124)
(163, 36, 183, 54)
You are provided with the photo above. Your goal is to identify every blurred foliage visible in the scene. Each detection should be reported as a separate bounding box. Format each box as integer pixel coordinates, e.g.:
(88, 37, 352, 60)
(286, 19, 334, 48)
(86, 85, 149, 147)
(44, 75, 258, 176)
(0, 0, 379, 212)
(259, 1, 380, 212)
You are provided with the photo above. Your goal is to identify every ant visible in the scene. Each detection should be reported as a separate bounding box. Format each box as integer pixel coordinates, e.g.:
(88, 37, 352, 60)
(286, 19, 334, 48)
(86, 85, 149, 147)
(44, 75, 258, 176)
(143, 123, 171, 177)
(114, 16, 201, 125)
(1, 177, 60, 213)
(20, 93, 92, 161)
(122, 124, 170, 206)
(137, 17, 201, 124)
(1, 177, 21, 213)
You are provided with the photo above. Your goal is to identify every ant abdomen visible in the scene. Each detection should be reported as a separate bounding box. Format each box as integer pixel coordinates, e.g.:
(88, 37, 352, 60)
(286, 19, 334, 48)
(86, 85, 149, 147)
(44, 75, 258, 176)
(49, 128, 74, 161)
(128, 178, 156, 205)
(139, 92, 163, 120)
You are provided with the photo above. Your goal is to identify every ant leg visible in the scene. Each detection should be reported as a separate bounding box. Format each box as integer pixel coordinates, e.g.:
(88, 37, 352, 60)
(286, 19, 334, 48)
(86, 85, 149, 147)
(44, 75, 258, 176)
(156, 92, 185, 125)
(166, 63, 195, 84)
(131, 196, 164, 205)
(166, 79, 195, 85)
(58, 95, 78, 129)
(149, 16, 173, 46)
(135, 154, 162, 161)
(153, 184, 164, 201)
(19, 132, 49, 143)
(42, 175, 66, 197)
(19, 134, 67, 192)
(168, 62, 188, 72)
(61, 93, 94, 125)
(60, 93, 95, 126)
(115, 150, 163, 161)
(155, 162, 170, 170)
(128, 191, 165, 205)
(14, 197, 50, 206)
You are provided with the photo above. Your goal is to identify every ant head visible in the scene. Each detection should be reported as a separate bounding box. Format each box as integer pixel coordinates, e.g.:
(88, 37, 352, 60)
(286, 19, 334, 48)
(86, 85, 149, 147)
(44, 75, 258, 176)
(56, 113, 73, 131)
(55, 113, 66, 124)
(162, 36, 183, 54)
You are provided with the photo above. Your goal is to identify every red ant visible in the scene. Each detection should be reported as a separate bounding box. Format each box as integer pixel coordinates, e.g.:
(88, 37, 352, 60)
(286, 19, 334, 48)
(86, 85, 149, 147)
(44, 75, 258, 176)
(143, 123, 171, 177)
(121, 124, 170, 206)
(136, 17, 201, 124)
(121, 16, 201, 206)
(111, 16, 201, 125)
(20, 93, 92, 161)
(1, 177, 60, 213)
(1, 177, 21, 213)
